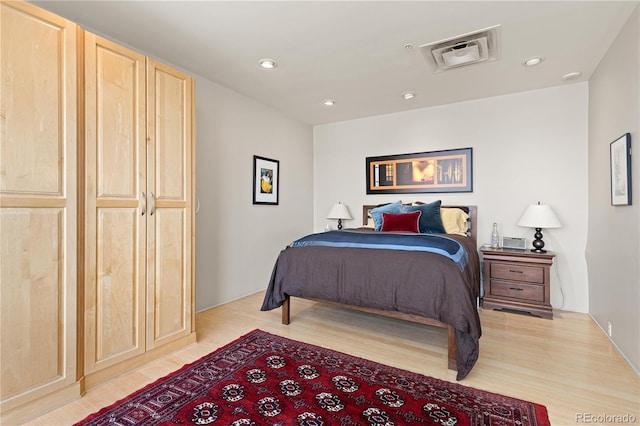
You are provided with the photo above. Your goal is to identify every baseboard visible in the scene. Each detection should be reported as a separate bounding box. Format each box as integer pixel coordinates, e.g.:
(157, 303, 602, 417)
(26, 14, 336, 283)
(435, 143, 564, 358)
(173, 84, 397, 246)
(0, 382, 82, 425)
(84, 332, 197, 389)
(589, 313, 640, 377)
(196, 288, 266, 313)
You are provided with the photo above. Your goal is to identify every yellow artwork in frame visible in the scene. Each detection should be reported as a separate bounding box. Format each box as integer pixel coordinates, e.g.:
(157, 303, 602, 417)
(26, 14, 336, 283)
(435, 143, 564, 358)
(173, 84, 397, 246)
(253, 155, 280, 205)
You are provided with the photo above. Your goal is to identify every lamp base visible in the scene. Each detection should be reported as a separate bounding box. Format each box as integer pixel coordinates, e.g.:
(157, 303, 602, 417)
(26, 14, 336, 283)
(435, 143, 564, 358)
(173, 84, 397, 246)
(530, 228, 546, 253)
(337, 219, 343, 230)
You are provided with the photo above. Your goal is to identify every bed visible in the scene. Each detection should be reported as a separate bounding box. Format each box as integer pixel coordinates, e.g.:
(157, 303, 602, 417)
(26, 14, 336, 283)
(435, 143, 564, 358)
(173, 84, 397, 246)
(261, 201, 481, 380)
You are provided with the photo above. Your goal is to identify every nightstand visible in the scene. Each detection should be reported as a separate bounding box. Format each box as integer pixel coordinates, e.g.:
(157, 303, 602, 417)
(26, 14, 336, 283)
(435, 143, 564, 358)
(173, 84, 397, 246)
(481, 247, 555, 319)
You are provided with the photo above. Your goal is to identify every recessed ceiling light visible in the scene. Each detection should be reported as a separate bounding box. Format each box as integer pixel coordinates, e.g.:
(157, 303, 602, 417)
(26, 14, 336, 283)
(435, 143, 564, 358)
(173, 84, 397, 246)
(523, 56, 543, 67)
(561, 71, 582, 81)
(323, 99, 335, 106)
(402, 92, 415, 100)
(259, 59, 277, 69)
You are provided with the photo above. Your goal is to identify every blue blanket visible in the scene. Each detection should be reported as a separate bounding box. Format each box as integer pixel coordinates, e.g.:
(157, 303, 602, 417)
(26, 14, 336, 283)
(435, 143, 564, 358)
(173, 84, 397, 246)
(289, 230, 468, 269)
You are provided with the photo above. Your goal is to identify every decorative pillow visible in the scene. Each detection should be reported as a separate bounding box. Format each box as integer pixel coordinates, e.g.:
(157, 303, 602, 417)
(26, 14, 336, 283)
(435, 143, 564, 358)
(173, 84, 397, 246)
(364, 210, 375, 228)
(403, 200, 446, 234)
(370, 201, 403, 231)
(381, 211, 421, 233)
(440, 207, 469, 235)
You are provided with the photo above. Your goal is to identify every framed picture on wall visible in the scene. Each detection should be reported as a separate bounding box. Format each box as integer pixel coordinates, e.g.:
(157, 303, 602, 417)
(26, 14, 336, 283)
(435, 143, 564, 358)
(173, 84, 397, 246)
(610, 133, 632, 206)
(253, 155, 279, 205)
(366, 147, 473, 194)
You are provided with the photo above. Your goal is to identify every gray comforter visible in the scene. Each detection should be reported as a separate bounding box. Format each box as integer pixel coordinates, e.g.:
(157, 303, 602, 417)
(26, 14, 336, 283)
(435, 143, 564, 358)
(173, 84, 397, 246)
(261, 230, 481, 380)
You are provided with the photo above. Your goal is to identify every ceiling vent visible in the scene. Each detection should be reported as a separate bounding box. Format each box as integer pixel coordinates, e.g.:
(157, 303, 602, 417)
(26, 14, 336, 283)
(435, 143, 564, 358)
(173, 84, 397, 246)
(419, 25, 501, 73)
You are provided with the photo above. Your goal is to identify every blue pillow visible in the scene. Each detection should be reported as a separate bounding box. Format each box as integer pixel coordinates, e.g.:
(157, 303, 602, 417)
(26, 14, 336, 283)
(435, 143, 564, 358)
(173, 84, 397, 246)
(403, 200, 446, 234)
(370, 201, 403, 231)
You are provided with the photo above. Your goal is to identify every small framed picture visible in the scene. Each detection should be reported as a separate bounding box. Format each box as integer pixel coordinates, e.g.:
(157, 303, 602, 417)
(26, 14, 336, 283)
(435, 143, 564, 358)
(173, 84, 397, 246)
(253, 155, 279, 205)
(610, 133, 632, 206)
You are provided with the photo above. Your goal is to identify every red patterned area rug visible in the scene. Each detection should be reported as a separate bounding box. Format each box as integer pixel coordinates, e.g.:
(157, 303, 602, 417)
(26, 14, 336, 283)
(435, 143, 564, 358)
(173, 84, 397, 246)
(76, 329, 550, 425)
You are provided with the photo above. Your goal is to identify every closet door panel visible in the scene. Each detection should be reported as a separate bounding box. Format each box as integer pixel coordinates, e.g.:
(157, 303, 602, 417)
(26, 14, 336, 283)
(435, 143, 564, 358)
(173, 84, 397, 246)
(146, 60, 193, 350)
(0, 2, 79, 419)
(151, 66, 188, 200)
(151, 209, 187, 341)
(1, 209, 64, 396)
(94, 209, 142, 360)
(1, 4, 65, 195)
(95, 44, 141, 198)
(84, 33, 146, 373)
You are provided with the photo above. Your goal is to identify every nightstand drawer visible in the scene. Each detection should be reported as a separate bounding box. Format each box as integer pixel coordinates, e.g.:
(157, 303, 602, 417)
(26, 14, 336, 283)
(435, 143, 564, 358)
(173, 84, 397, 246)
(491, 263, 543, 283)
(490, 280, 545, 302)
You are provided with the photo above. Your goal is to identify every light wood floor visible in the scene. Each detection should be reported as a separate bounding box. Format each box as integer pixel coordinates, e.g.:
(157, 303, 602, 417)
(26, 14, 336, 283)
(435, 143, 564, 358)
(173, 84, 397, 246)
(24, 291, 639, 426)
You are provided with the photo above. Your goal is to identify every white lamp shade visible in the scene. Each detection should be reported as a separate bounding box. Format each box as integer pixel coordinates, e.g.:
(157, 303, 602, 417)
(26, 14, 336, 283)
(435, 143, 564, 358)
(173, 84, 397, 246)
(517, 203, 561, 228)
(327, 203, 352, 220)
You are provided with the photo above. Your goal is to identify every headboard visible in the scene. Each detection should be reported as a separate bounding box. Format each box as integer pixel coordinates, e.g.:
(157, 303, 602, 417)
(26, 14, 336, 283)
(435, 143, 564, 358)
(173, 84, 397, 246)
(362, 203, 478, 246)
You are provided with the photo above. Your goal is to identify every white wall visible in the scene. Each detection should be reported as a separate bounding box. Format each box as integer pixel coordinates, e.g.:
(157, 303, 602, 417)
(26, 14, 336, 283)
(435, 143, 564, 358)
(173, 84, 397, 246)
(195, 77, 314, 312)
(587, 5, 640, 373)
(314, 84, 589, 312)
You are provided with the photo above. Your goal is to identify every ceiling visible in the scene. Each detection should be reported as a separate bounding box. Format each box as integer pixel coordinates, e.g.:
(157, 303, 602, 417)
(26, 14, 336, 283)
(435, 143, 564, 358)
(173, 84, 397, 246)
(32, 1, 638, 125)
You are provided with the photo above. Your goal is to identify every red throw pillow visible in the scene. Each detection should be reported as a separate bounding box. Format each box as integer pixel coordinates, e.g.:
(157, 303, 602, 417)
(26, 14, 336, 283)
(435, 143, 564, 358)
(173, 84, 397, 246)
(381, 211, 421, 233)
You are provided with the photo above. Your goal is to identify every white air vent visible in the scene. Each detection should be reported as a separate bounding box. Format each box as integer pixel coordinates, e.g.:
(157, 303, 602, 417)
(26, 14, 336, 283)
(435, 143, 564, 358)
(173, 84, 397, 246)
(420, 25, 501, 73)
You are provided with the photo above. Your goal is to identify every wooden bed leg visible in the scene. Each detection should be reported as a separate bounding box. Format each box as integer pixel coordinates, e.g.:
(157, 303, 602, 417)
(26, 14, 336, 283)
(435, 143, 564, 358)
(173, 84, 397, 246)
(447, 325, 457, 371)
(282, 295, 291, 325)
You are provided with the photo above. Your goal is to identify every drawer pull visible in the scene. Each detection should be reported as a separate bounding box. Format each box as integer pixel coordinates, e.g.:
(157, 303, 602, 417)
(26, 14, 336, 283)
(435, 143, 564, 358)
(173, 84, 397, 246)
(508, 269, 523, 274)
(509, 287, 524, 291)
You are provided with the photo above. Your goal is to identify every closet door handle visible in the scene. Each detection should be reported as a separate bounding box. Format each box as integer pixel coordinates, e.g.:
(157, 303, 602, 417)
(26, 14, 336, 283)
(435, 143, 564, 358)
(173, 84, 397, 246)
(141, 192, 146, 215)
(150, 192, 155, 216)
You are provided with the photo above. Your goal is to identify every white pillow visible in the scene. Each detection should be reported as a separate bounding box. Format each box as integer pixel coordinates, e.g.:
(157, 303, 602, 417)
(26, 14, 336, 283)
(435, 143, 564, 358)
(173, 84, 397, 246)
(440, 208, 469, 235)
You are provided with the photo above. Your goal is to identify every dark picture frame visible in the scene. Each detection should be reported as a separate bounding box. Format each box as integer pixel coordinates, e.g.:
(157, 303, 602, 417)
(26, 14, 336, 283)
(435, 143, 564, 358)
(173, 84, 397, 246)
(253, 155, 279, 205)
(610, 133, 632, 206)
(366, 147, 473, 194)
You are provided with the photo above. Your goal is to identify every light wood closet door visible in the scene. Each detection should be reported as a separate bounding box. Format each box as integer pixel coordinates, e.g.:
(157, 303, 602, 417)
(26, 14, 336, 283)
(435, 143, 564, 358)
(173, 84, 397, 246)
(146, 60, 193, 350)
(83, 33, 147, 373)
(0, 1, 79, 417)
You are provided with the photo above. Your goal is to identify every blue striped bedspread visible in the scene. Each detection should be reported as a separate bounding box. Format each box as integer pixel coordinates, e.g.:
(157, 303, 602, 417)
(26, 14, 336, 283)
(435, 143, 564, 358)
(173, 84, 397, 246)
(289, 230, 468, 269)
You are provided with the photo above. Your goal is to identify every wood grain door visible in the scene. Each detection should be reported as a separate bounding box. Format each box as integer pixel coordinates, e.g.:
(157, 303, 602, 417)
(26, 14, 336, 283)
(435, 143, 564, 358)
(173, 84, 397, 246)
(83, 33, 147, 373)
(145, 60, 193, 350)
(0, 1, 79, 416)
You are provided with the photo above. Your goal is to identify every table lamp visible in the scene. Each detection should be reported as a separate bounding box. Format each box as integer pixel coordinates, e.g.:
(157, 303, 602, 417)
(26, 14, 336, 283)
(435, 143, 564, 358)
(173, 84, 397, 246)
(327, 202, 352, 230)
(517, 201, 561, 253)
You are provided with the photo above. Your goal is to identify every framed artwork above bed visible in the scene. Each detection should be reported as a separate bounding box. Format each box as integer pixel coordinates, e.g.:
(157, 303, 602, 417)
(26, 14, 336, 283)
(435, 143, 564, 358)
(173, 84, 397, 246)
(366, 148, 473, 194)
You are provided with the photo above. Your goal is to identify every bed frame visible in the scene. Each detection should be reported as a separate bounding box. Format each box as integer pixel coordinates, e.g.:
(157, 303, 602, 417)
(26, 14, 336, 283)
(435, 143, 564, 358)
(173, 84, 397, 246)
(281, 204, 478, 372)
